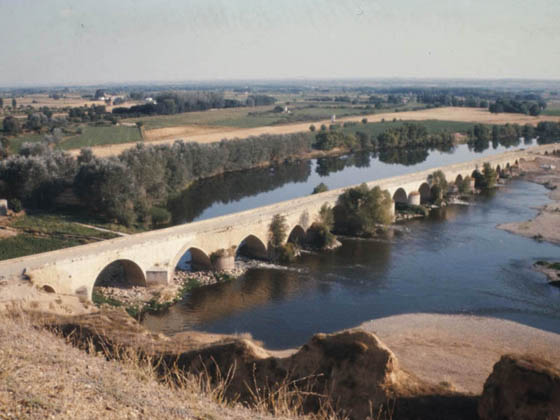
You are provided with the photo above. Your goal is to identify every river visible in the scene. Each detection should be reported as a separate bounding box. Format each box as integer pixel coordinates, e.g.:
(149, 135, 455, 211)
(143, 139, 560, 349)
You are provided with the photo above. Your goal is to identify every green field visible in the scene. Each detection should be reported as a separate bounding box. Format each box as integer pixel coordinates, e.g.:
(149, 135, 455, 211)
(0, 214, 118, 261)
(12, 214, 117, 239)
(60, 125, 143, 150)
(0, 234, 86, 260)
(8, 133, 44, 153)
(341, 119, 476, 138)
(543, 104, 560, 116)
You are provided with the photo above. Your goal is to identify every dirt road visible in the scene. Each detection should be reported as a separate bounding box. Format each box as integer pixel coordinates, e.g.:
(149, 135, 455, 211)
(73, 107, 560, 158)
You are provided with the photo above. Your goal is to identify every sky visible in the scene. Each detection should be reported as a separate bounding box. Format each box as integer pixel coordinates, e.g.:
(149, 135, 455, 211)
(0, 0, 559, 86)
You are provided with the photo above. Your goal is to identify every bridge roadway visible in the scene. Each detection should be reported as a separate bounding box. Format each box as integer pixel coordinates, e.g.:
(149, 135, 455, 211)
(1, 144, 558, 299)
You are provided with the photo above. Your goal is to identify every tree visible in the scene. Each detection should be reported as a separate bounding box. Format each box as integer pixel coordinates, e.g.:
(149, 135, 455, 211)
(309, 124, 316, 132)
(482, 163, 497, 189)
(268, 214, 288, 248)
(428, 170, 448, 203)
(11, 98, 16, 109)
(361, 118, 368, 124)
(2, 116, 21, 135)
(333, 184, 393, 236)
(312, 183, 328, 194)
(318, 203, 334, 229)
(94, 89, 105, 100)
(0, 98, 3, 108)
(458, 175, 473, 194)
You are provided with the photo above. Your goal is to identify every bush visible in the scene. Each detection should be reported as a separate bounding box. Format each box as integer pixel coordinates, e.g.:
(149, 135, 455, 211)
(482, 163, 497, 189)
(318, 203, 334, 229)
(306, 222, 336, 249)
(312, 183, 328, 194)
(333, 184, 393, 236)
(457, 175, 473, 194)
(150, 206, 171, 226)
(269, 214, 288, 248)
(277, 242, 298, 263)
(8, 198, 22, 213)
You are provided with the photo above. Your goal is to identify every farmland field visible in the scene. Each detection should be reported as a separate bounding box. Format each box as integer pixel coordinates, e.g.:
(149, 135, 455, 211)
(76, 106, 560, 158)
(341, 119, 477, 137)
(8, 133, 44, 153)
(59, 125, 142, 150)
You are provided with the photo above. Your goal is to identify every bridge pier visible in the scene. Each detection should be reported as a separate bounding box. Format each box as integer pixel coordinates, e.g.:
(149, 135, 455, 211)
(146, 269, 168, 286)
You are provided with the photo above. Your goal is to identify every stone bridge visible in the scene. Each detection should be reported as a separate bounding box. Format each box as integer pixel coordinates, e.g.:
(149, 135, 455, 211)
(1, 144, 558, 299)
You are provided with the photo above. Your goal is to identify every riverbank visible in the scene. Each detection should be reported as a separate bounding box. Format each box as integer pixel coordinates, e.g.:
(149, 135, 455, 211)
(361, 313, 560, 395)
(4, 307, 559, 419)
(498, 154, 560, 245)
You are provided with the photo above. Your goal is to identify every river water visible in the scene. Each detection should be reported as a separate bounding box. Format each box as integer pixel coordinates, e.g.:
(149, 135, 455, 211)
(144, 140, 560, 349)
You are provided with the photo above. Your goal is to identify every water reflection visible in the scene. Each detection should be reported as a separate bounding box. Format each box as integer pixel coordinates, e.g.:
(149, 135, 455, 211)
(168, 160, 311, 224)
(169, 139, 540, 224)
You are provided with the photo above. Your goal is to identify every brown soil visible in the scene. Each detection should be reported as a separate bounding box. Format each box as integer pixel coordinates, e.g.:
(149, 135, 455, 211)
(75, 107, 560, 158)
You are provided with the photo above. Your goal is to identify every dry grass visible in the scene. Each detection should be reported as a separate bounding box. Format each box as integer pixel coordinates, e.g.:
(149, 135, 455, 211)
(0, 311, 357, 420)
(0, 312, 288, 419)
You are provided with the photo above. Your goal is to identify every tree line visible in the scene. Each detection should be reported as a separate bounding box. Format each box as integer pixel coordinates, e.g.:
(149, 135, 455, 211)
(468, 121, 560, 152)
(0, 133, 313, 226)
(488, 97, 546, 116)
(112, 91, 276, 117)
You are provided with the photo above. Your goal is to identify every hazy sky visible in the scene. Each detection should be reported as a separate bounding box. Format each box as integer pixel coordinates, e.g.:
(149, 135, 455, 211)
(1, 0, 559, 86)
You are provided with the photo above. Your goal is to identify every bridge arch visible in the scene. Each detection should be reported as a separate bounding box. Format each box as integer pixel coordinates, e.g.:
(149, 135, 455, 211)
(287, 225, 306, 245)
(94, 259, 146, 289)
(237, 234, 268, 260)
(393, 188, 408, 204)
(173, 246, 212, 271)
(418, 182, 431, 204)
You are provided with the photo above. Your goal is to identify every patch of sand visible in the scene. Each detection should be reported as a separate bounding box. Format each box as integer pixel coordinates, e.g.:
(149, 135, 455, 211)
(360, 313, 560, 395)
(498, 154, 560, 244)
(73, 107, 560, 158)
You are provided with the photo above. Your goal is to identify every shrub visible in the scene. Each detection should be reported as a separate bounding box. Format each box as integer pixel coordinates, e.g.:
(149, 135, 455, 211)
(333, 184, 393, 236)
(306, 222, 336, 249)
(458, 175, 473, 194)
(482, 163, 497, 189)
(269, 214, 288, 248)
(150, 206, 171, 226)
(312, 183, 328, 194)
(277, 242, 298, 263)
(318, 203, 334, 229)
(8, 198, 22, 213)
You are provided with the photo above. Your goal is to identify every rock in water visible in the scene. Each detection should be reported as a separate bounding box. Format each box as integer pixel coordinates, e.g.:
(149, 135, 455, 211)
(478, 354, 560, 420)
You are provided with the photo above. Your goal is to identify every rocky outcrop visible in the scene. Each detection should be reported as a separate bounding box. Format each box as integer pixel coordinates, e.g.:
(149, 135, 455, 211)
(478, 354, 560, 420)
